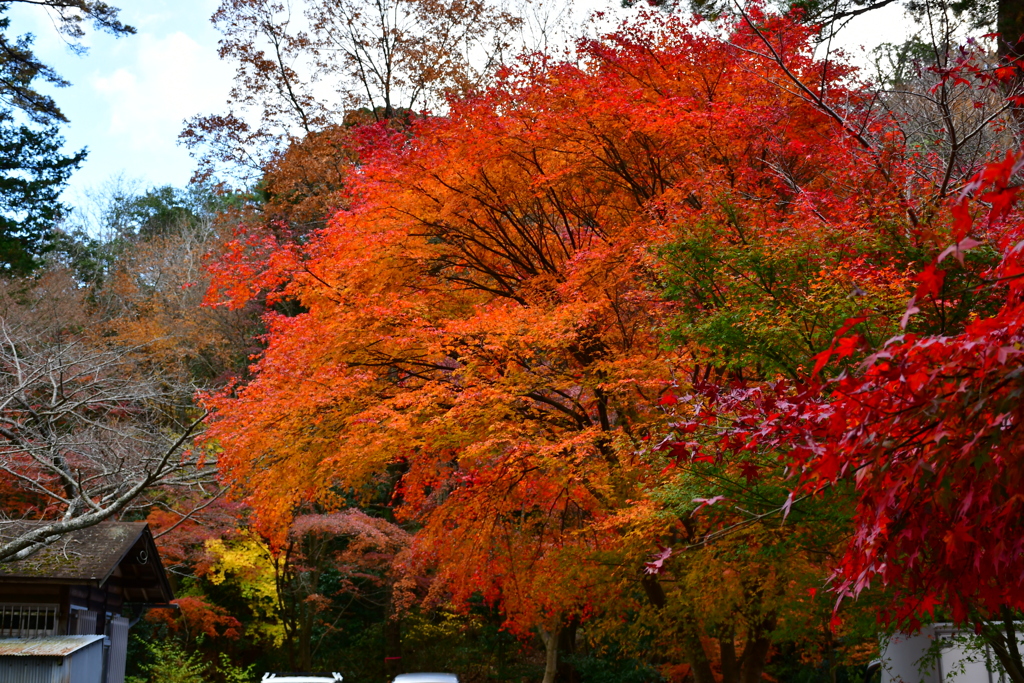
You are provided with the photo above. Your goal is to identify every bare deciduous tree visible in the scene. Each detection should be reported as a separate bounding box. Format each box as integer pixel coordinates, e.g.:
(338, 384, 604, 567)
(0, 270, 213, 562)
(181, 0, 525, 181)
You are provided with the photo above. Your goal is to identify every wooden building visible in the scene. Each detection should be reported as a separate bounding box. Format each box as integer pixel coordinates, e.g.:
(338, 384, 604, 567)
(0, 522, 174, 683)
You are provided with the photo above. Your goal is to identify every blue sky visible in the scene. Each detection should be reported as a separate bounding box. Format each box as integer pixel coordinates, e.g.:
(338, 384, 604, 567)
(7, 0, 234, 200)
(5, 0, 910, 205)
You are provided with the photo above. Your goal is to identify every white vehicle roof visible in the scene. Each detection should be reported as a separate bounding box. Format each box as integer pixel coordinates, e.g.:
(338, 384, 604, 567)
(392, 674, 459, 683)
(262, 674, 343, 683)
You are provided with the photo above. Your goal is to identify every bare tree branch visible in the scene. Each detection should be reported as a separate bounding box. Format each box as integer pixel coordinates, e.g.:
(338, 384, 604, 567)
(0, 273, 216, 562)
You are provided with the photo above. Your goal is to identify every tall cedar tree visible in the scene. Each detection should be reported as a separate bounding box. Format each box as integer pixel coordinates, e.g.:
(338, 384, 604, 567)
(0, 114, 83, 273)
(0, 1, 131, 272)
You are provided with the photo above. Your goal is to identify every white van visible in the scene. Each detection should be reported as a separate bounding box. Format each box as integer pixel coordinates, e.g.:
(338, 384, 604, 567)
(392, 674, 459, 683)
(262, 674, 344, 683)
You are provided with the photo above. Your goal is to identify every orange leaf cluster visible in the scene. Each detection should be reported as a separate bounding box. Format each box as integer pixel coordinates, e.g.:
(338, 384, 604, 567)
(203, 11, 919, 638)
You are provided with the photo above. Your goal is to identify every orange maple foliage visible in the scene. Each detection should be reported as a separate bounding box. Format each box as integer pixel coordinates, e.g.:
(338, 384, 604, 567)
(204, 11, 914, 668)
(148, 595, 243, 642)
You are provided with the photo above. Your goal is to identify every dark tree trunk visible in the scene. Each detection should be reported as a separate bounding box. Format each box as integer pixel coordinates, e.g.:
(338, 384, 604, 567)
(720, 626, 740, 682)
(384, 591, 403, 681)
(556, 617, 580, 683)
(716, 620, 775, 683)
(980, 609, 1024, 683)
(641, 574, 717, 683)
(678, 621, 718, 683)
(739, 630, 774, 683)
(298, 596, 317, 672)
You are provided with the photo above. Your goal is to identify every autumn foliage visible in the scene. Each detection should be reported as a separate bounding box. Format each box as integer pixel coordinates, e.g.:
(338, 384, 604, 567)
(712, 152, 1024, 624)
(198, 6, 1024, 681)
(21, 0, 1024, 679)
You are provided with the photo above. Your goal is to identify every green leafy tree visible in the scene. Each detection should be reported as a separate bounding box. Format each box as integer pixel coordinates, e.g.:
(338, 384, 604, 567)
(0, 1, 133, 272)
(58, 180, 236, 283)
(126, 638, 255, 683)
(0, 1, 133, 124)
(126, 639, 209, 683)
(0, 114, 82, 273)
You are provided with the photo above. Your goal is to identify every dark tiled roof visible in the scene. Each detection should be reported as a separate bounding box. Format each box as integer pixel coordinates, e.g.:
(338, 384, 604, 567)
(0, 522, 173, 603)
(0, 522, 145, 584)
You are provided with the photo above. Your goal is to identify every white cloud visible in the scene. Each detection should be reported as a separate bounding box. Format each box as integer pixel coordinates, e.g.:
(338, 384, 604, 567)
(92, 30, 232, 153)
(0, 0, 918, 199)
(0, 0, 235, 194)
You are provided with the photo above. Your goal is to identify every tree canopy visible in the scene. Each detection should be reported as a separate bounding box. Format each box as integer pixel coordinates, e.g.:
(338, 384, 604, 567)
(5, 1, 1024, 681)
(0, 0, 131, 271)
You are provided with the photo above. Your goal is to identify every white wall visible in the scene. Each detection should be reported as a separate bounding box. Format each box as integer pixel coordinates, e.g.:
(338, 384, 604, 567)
(880, 625, 1017, 683)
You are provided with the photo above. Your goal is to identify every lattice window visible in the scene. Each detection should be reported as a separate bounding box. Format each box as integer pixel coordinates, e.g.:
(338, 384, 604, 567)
(0, 604, 60, 637)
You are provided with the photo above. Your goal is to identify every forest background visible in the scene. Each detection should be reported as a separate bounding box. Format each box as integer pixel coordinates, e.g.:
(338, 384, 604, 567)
(2, 0, 1024, 682)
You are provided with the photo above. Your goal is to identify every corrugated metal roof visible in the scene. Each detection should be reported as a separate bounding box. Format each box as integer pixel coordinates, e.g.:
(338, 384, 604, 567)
(0, 636, 104, 657)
